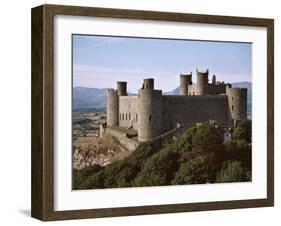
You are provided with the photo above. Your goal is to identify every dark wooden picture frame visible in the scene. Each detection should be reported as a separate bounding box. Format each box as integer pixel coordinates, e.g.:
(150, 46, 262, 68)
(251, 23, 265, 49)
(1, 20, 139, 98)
(31, 4, 274, 221)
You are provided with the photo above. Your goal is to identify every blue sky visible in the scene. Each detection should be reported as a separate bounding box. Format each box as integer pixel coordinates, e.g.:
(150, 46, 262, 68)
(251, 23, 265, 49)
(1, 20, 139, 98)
(73, 35, 252, 92)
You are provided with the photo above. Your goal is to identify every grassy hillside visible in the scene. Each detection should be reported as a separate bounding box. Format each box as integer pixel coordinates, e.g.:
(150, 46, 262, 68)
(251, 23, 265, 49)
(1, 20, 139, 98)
(73, 121, 252, 190)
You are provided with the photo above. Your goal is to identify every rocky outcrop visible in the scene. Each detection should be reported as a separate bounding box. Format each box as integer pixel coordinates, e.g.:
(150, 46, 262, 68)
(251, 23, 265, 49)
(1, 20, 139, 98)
(73, 134, 130, 170)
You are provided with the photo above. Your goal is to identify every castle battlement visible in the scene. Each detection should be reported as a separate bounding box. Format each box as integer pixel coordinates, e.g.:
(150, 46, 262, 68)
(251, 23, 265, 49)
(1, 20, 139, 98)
(107, 70, 247, 142)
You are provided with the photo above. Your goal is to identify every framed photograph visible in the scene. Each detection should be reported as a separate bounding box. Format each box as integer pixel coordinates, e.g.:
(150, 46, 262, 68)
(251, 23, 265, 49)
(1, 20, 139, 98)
(31, 4, 274, 221)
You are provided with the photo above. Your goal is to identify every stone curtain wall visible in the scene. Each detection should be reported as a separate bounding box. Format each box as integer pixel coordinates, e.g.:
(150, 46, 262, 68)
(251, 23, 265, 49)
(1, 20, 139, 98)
(119, 96, 138, 130)
(207, 84, 227, 95)
(106, 128, 140, 152)
(187, 83, 227, 95)
(162, 95, 228, 132)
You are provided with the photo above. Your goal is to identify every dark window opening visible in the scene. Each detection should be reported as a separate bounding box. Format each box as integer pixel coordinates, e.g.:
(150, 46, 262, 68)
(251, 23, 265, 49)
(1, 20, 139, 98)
(126, 113, 127, 120)
(149, 115, 152, 121)
(129, 113, 131, 120)
(232, 105, 234, 111)
(122, 113, 124, 120)
(136, 113, 138, 122)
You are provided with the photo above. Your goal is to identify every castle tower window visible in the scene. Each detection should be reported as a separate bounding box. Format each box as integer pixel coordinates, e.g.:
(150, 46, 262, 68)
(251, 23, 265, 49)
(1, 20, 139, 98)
(129, 113, 131, 120)
(149, 115, 152, 121)
(136, 113, 138, 122)
(120, 113, 121, 120)
(126, 113, 128, 120)
(232, 105, 234, 111)
(232, 97, 234, 101)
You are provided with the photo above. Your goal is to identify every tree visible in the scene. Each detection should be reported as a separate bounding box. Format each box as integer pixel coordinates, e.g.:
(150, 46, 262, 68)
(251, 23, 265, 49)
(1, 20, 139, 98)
(224, 140, 251, 170)
(216, 160, 250, 183)
(78, 169, 105, 189)
(172, 155, 209, 185)
(192, 124, 224, 153)
(175, 126, 197, 152)
(191, 124, 226, 177)
(233, 119, 252, 143)
(133, 145, 181, 187)
(72, 165, 103, 189)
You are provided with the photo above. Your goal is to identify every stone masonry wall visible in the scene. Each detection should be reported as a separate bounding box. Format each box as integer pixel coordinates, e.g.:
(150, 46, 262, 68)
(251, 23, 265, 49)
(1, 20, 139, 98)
(187, 83, 226, 95)
(105, 128, 140, 152)
(162, 95, 228, 132)
(119, 96, 138, 130)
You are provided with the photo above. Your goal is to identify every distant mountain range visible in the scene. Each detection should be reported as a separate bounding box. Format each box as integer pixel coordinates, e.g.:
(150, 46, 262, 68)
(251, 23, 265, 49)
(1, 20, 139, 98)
(73, 87, 108, 109)
(73, 82, 252, 112)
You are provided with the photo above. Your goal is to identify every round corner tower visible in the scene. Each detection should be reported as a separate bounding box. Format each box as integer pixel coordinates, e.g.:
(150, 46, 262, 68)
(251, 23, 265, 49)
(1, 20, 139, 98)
(226, 85, 247, 121)
(180, 73, 192, 95)
(107, 89, 119, 127)
(117, 81, 127, 96)
(138, 78, 162, 142)
(196, 69, 209, 95)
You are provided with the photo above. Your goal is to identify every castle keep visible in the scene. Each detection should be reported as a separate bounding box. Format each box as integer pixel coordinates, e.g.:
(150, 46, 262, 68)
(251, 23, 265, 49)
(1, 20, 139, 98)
(107, 69, 247, 142)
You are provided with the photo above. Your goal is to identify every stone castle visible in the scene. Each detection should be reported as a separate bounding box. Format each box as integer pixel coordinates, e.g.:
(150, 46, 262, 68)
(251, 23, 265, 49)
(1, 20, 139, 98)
(106, 69, 247, 142)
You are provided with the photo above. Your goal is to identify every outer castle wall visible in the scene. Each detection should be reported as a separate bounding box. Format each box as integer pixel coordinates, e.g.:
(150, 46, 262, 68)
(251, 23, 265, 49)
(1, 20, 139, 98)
(119, 96, 138, 130)
(188, 83, 226, 95)
(162, 95, 228, 131)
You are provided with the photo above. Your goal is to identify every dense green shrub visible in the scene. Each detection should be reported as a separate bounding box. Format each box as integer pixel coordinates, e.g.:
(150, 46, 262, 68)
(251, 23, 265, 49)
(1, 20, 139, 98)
(233, 119, 252, 143)
(73, 123, 252, 189)
(79, 170, 105, 189)
(192, 124, 224, 153)
(73, 164, 103, 189)
(172, 155, 209, 185)
(216, 160, 251, 183)
(224, 140, 251, 170)
(175, 126, 197, 152)
(133, 145, 181, 187)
